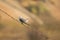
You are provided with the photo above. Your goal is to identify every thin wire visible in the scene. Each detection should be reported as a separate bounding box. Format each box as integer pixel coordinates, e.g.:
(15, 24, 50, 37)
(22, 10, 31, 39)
(0, 9, 33, 28)
(0, 9, 19, 23)
(0, 0, 38, 29)
(0, 0, 33, 27)
(0, 9, 38, 40)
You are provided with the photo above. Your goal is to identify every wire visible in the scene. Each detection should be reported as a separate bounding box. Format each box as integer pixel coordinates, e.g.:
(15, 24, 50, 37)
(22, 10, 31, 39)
(0, 9, 33, 27)
(0, 1, 33, 26)
(0, 9, 20, 23)
(0, 9, 37, 40)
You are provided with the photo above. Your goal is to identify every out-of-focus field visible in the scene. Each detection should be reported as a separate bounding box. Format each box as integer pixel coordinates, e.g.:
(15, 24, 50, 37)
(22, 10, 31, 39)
(0, 0, 60, 40)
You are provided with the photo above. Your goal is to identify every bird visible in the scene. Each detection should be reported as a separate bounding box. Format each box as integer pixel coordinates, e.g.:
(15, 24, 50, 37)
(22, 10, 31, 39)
(19, 16, 29, 24)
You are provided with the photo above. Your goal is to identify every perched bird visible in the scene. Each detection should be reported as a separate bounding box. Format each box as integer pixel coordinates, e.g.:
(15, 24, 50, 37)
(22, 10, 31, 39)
(19, 16, 29, 24)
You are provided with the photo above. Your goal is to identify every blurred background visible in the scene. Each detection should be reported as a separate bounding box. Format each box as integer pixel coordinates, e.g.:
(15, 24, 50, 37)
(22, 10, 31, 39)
(0, 0, 60, 40)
